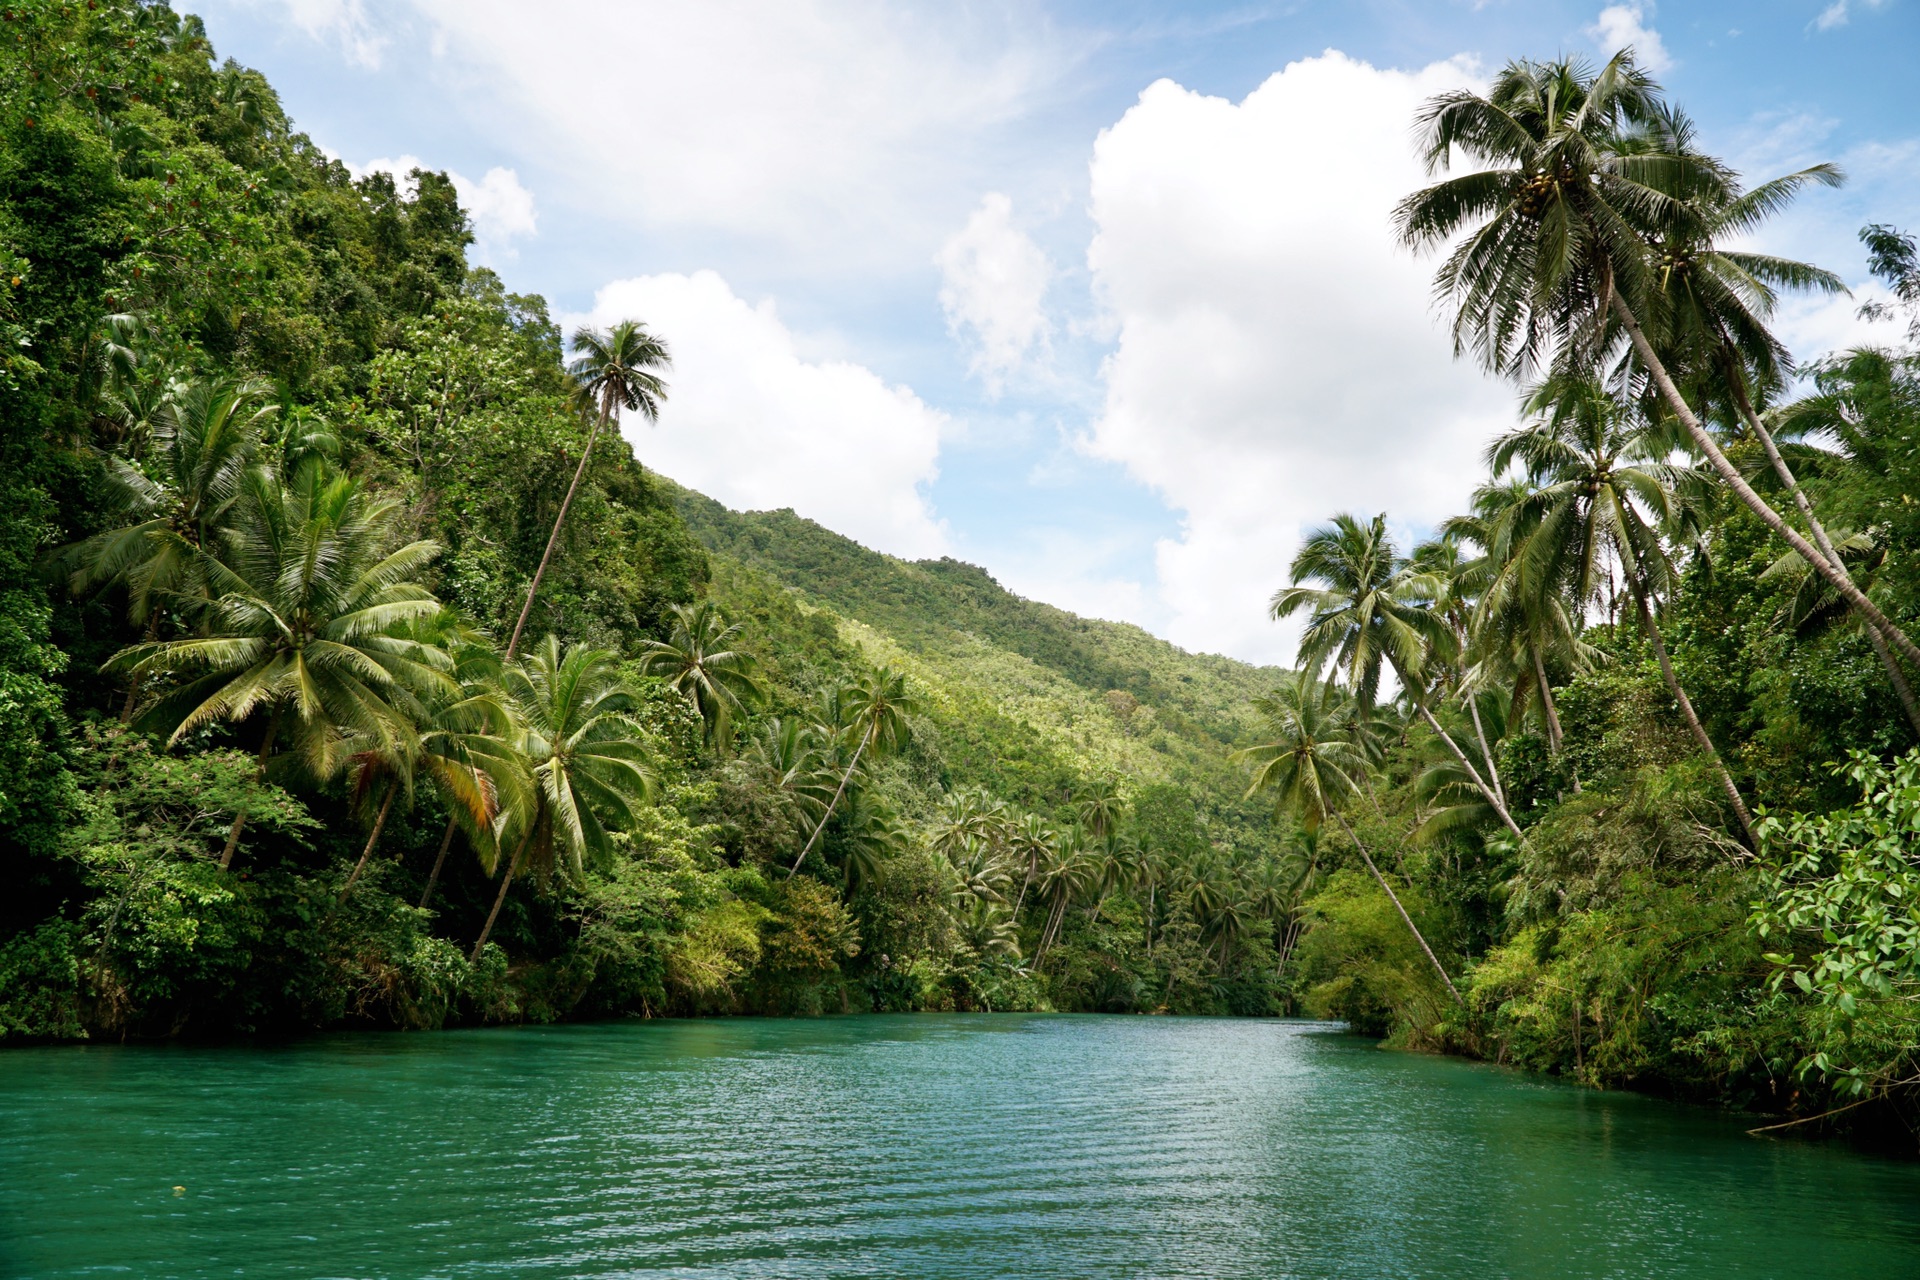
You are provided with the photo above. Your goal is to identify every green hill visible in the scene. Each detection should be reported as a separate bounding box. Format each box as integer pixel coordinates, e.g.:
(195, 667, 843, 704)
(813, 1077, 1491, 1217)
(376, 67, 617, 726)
(665, 480, 1286, 828)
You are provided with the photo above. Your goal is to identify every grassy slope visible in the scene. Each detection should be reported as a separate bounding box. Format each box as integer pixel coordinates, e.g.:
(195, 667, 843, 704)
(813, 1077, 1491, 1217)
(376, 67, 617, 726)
(664, 480, 1286, 822)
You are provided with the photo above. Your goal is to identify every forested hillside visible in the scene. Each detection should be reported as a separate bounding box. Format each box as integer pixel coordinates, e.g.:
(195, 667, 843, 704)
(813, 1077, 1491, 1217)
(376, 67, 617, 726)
(0, 1, 1302, 1042)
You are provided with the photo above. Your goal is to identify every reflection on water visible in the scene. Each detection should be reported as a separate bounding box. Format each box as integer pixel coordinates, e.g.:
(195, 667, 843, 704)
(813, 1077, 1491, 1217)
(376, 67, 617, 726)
(3, 1015, 1917, 1278)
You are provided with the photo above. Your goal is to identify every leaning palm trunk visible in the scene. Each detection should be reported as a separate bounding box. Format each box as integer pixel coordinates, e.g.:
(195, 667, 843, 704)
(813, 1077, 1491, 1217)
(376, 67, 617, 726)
(788, 733, 867, 877)
(1630, 588, 1756, 845)
(471, 826, 534, 961)
(218, 711, 281, 870)
(338, 780, 399, 903)
(1465, 693, 1507, 809)
(1531, 647, 1566, 756)
(1410, 699, 1528, 845)
(505, 410, 609, 661)
(1612, 295, 1920, 674)
(1724, 378, 1920, 737)
(1332, 812, 1461, 1005)
(418, 818, 459, 910)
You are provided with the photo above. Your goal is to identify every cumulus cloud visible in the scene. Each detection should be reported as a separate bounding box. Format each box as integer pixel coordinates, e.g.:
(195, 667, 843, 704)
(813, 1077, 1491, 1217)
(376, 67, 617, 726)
(404, 0, 1060, 263)
(349, 156, 538, 265)
(280, 0, 386, 69)
(1587, 3, 1675, 74)
(571, 271, 948, 559)
(936, 193, 1053, 393)
(1082, 52, 1512, 665)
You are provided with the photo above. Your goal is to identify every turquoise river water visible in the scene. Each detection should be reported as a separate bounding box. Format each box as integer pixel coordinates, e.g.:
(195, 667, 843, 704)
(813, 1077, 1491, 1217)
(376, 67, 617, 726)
(3, 1015, 1918, 1278)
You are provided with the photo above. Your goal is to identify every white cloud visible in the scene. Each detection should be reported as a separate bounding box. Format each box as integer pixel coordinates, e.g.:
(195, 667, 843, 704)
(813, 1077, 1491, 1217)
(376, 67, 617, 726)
(936, 193, 1053, 393)
(280, 0, 386, 69)
(457, 168, 539, 265)
(404, 1, 1062, 264)
(348, 156, 538, 265)
(1814, 0, 1891, 31)
(570, 271, 949, 560)
(1587, 3, 1675, 74)
(1082, 52, 1512, 665)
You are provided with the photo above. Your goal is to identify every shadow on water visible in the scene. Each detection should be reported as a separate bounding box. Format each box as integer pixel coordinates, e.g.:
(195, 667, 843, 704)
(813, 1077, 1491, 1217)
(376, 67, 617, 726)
(4, 1015, 1917, 1279)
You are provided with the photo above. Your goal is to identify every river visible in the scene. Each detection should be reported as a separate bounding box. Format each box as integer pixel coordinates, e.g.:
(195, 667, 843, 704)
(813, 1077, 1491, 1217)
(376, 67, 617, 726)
(3, 1015, 1917, 1278)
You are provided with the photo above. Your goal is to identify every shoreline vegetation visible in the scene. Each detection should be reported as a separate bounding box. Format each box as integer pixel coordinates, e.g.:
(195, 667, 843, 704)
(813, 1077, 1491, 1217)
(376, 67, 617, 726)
(3, 6, 1917, 1151)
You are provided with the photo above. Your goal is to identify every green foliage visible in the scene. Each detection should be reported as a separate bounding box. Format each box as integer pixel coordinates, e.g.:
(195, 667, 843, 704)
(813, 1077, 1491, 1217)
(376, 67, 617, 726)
(1752, 749, 1920, 1098)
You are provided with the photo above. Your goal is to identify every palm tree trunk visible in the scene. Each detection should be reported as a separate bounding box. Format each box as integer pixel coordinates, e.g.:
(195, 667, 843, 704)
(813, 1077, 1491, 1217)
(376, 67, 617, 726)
(338, 780, 398, 903)
(119, 611, 161, 724)
(1612, 294, 1920, 672)
(1630, 587, 1756, 845)
(1332, 811, 1462, 1005)
(1532, 646, 1565, 755)
(418, 816, 459, 910)
(1413, 701, 1528, 845)
(789, 733, 867, 876)
(1726, 379, 1920, 738)
(1011, 852, 1037, 920)
(505, 409, 609, 661)
(471, 827, 533, 961)
(218, 710, 281, 870)
(1466, 692, 1506, 809)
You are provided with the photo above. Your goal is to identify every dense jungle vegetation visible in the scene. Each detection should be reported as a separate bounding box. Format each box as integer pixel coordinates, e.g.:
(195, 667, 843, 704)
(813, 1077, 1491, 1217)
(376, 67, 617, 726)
(3, 4, 1918, 1146)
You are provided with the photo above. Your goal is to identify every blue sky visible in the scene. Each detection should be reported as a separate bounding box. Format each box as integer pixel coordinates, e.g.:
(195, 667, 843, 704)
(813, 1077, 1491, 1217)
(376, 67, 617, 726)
(195, 0, 1919, 663)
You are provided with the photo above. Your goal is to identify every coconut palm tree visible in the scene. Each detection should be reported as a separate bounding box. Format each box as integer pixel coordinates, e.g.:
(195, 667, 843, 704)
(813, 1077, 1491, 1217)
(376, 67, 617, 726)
(1234, 672, 1461, 1003)
(1273, 512, 1525, 842)
(505, 320, 671, 659)
(637, 600, 765, 752)
(750, 715, 839, 838)
(788, 667, 918, 876)
(1394, 51, 1920, 674)
(471, 636, 658, 959)
(107, 459, 450, 869)
(1031, 826, 1096, 967)
(1073, 778, 1127, 843)
(341, 619, 519, 905)
(1490, 375, 1754, 842)
(1007, 813, 1055, 920)
(64, 374, 278, 721)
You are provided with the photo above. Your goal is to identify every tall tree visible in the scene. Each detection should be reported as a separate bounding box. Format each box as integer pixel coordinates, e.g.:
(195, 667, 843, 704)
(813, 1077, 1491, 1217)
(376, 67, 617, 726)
(107, 460, 450, 868)
(472, 636, 658, 959)
(505, 320, 670, 659)
(788, 667, 918, 876)
(1490, 375, 1754, 842)
(1272, 512, 1527, 841)
(65, 374, 278, 721)
(1394, 52, 1920, 676)
(1234, 672, 1462, 1003)
(637, 600, 765, 753)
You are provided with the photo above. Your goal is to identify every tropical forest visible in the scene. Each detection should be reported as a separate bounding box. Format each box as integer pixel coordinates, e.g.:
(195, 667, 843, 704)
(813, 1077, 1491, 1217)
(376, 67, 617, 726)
(6, 7, 1920, 1265)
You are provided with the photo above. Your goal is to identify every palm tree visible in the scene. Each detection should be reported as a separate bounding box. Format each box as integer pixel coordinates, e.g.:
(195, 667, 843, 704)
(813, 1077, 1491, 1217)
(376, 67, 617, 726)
(1234, 672, 1461, 1003)
(1031, 826, 1095, 966)
(1073, 778, 1127, 842)
(750, 715, 839, 838)
(341, 619, 518, 905)
(1395, 51, 1920, 675)
(637, 600, 765, 752)
(1007, 813, 1055, 920)
(505, 320, 671, 659)
(835, 789, 908, 898)
(107, 459, 450, 869)
(472, 636, 658, 959)
(1490, 375, 1754, 842)
(788, 667, 918, 876)
(1273, 512, 1526, 842)
(64, 374, 278, 721)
